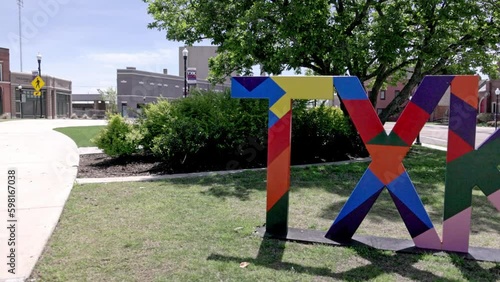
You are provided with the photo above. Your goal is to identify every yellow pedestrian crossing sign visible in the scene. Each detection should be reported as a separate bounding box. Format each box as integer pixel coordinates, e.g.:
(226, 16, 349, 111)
(31, 76, 45, 91)
(34, 91, 41, 97)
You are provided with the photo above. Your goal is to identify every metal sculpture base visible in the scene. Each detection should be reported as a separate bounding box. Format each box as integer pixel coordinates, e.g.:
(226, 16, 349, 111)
(255, 227, 500, 263)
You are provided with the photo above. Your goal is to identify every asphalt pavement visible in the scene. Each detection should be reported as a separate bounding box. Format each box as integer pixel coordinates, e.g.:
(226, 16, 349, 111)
(384, 122, 496, 148)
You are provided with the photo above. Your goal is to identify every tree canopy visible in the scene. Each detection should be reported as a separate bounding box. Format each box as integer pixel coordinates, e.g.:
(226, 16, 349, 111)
(144, 0, 500, 121)
(98, 87, 118, 114)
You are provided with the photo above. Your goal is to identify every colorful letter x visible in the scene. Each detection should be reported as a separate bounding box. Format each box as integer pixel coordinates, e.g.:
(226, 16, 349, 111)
(324, 76, 455, 249)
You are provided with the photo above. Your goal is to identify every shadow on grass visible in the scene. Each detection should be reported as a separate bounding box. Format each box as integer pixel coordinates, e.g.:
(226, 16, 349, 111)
(207, 237, 479, 281)
(449, 253, 500, 281)
(162, 147, 500, 232)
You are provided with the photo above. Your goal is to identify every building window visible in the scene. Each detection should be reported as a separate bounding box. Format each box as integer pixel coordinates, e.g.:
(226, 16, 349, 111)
(0, 63, 3, 81)
(380, 90, 386, 100)
(377, 108, 383, 114)
(395, 90, 401, 96)
(493, 102, 497, 114)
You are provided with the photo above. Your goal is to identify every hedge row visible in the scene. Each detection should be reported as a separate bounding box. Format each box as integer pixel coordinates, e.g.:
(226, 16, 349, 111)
(93, 90, 366, 172)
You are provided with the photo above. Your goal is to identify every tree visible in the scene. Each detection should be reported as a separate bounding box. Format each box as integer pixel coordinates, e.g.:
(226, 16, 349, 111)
(98, 87, 118, 114)
(144, 0, 500, 123)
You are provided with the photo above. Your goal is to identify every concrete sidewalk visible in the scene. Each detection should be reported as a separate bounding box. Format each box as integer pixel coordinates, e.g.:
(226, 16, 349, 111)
(0, 119, 106, 281)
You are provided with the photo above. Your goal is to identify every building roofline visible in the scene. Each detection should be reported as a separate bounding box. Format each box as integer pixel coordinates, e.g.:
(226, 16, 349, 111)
(117, 68, 181, 78)
(117, 68, 230, 86)
(10, 71, 72, 83)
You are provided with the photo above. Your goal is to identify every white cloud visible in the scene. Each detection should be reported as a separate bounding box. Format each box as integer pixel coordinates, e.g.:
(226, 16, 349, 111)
(86, 48, 177, 68)
(65, 48, 181, 94)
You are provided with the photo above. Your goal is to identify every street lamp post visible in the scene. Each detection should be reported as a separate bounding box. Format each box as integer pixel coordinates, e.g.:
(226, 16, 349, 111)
(182, 48, 188, 98)
(37, 52, 43, 118)
(495, 88, 500, 131)
(17, 85, 23, 119)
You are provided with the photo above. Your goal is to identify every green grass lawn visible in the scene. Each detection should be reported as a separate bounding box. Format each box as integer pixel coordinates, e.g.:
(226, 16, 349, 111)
(31, 147, 500, 281)
(54, 125, 105, 147)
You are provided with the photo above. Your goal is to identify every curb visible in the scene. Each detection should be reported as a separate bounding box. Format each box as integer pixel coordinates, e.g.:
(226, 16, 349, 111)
(78, 147, 103, 155)
(75, 157, 372, 184)
(421, 143, 447, 151)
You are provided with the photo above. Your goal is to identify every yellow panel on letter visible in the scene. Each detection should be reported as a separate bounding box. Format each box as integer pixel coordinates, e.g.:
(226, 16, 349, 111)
(272, 76, 334, 100)
(270, 94, 292, 118)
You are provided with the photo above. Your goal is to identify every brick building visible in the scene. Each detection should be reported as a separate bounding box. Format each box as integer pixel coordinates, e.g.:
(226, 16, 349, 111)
(367, 76, 490, 122)
(0, 47, 72, 119)
(11, 72, 72, 119)
(0, 48, 12, 117)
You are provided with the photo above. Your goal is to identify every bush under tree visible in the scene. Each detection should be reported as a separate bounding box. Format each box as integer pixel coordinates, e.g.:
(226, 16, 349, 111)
(96, 90, 366, 172)
(92, 114, 141, 157)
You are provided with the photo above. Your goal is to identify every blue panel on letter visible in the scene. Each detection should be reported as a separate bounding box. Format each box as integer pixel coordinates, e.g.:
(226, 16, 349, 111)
(386, 172, 433, 229)
(334, 169, 385, 223)
(333, 77, 368, 100)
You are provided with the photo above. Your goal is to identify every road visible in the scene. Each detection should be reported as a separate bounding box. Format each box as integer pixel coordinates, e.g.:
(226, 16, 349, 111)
(384, 122, 496, 149)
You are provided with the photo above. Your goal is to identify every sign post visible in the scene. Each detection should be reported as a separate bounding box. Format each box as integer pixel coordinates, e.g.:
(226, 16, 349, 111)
(31, 75, 44, 96)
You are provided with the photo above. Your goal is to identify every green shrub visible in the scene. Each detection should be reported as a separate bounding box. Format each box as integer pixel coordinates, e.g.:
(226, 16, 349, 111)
(140, 89, 268, 171)
(477, 113, 494, 123)
(137, 99, 175, 153)
(92, 114, 141, 157)
(292, 103, 355, 164)
(98, 89, 363, 170)
(134, 90, 360, 172)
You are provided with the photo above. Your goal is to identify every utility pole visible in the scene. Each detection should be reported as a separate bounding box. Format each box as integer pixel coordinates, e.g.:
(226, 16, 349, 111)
(17, 0, 23, 72)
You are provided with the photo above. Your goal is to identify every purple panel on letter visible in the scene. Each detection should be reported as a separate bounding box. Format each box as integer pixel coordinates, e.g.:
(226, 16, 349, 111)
(411, 76, 454, 114)
(449, 94, 477, 148)
(233, 77, 269, 92)
(390, 191, 430, 238)
(325, 189, 383, 242)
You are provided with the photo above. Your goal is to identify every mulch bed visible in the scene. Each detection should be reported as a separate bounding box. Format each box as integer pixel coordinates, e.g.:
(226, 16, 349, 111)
(77, 154, 165, 178)
(77, 153, 353, 178)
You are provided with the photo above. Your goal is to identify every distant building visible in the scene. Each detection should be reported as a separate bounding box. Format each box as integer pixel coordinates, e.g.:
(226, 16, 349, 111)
(481, 79, 500, 115)
(365, 76, 491, 122)
(72, 94, 108, 118)
(1, 47, 73, 119)
(116, 66, 229, 117)
(0, 48, 12, 117)
(11, 72, 72, 119)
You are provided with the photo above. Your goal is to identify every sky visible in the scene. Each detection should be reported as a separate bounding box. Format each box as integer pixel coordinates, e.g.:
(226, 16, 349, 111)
(0, 0, 195, 94)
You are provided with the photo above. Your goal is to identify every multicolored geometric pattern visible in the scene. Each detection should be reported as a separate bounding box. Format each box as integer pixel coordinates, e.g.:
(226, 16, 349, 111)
(232, 75, 498, 253)
(232, 76, 334, 236)
(442, 76, 500, 253)
(323, 76, 454, 249)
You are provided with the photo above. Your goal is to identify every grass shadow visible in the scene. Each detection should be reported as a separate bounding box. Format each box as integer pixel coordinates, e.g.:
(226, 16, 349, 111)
(449, 253, 500, 281)
(160, 147, 500, 234)
(207, 237, 338, 279)
(207, 237, 465, 281)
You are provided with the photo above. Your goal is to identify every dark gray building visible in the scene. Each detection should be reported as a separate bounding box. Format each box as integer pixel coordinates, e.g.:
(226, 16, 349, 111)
(178, 46, 233, 84)
(117, 67, 228, 117)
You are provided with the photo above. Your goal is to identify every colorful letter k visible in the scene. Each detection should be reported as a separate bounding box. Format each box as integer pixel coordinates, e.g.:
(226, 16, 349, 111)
(442, 76, 500, 253)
